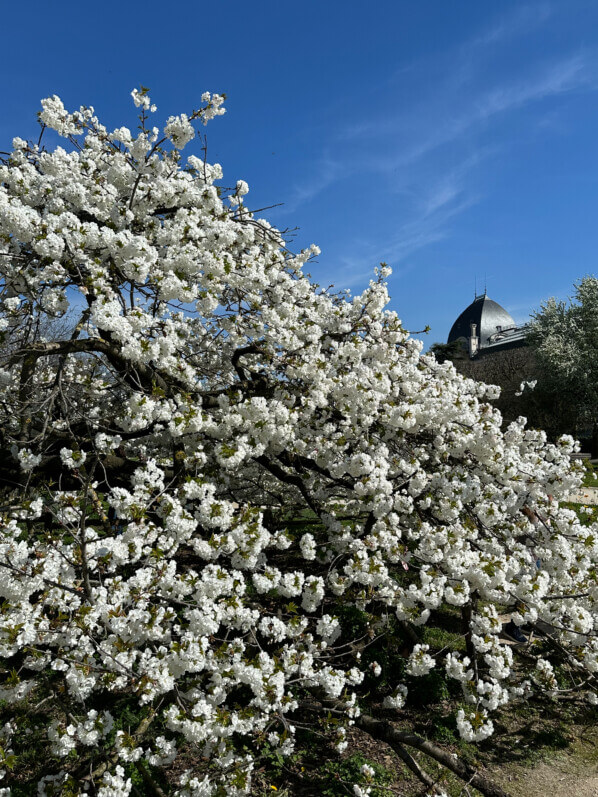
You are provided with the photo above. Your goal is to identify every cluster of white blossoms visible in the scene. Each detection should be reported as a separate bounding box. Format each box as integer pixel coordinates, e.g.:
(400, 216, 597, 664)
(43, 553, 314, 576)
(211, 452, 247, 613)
(405, 644, 436, 676)
(0, 88, 597, 795)
(456, 708, 494, 743)
(14, 447, 42, 472)
(515, 379, 538, 397)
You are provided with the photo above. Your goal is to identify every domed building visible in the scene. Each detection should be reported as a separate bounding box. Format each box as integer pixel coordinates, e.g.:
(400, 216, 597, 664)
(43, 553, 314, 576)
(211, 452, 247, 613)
(447, 292, 527, 359)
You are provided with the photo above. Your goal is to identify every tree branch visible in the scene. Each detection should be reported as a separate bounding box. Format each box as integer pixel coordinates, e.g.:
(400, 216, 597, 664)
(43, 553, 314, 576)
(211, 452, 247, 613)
(356, 714, 510, 797)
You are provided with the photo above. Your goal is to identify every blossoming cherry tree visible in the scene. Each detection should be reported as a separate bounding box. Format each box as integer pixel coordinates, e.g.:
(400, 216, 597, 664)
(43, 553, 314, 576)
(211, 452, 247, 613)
(0, 88, 596, 797)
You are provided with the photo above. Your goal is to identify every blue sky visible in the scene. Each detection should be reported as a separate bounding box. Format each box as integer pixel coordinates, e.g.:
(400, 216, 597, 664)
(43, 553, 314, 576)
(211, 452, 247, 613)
(2, 0, 598, 345)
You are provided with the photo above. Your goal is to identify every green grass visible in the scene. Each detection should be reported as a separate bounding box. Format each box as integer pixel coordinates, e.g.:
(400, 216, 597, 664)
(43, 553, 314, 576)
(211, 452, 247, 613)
(581, 459, 597, 488)
(422, 623, 466, 654)
(315, 753, 395, 797)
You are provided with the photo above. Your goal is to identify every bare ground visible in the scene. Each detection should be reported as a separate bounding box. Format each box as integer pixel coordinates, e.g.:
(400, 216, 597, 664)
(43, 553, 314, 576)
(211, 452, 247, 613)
(567, 486, 598, 505)
(490, 749, 598, 797)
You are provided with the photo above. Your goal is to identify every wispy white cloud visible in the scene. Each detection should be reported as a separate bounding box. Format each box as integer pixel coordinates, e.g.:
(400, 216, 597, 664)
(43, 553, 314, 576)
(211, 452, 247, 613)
(286, 50, 594, 221)
(317, 145, 493, 293)
(278, 5, 598, 288)
(336, 3, 557, 146)
(418, 149, 491, 217)
(367, 52, 592, 178)
(468, 2, 554, 50)
(475, 54, 589, 117)
(406, 4, 559, 133)
(280, 157, 345, 215)
(329, 188, 479, 291)
(421, 181, 463, 217)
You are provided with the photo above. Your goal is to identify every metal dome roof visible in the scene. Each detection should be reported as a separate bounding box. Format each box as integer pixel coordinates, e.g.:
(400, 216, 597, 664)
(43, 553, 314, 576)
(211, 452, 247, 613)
(447, 294, 517, 349)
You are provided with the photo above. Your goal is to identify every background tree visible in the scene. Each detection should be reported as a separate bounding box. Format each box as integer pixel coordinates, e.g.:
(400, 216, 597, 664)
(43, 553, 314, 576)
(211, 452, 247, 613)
(428, 339, 468, 364)
(430, 338, 582, 444)
(528, 276, 598, 455)
(0, 91, 597, 797)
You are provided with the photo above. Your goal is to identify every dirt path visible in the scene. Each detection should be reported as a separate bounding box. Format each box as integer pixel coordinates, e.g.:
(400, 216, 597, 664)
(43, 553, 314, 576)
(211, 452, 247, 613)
(490, 750, 598, 797)
(565, 486, 598, 505)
